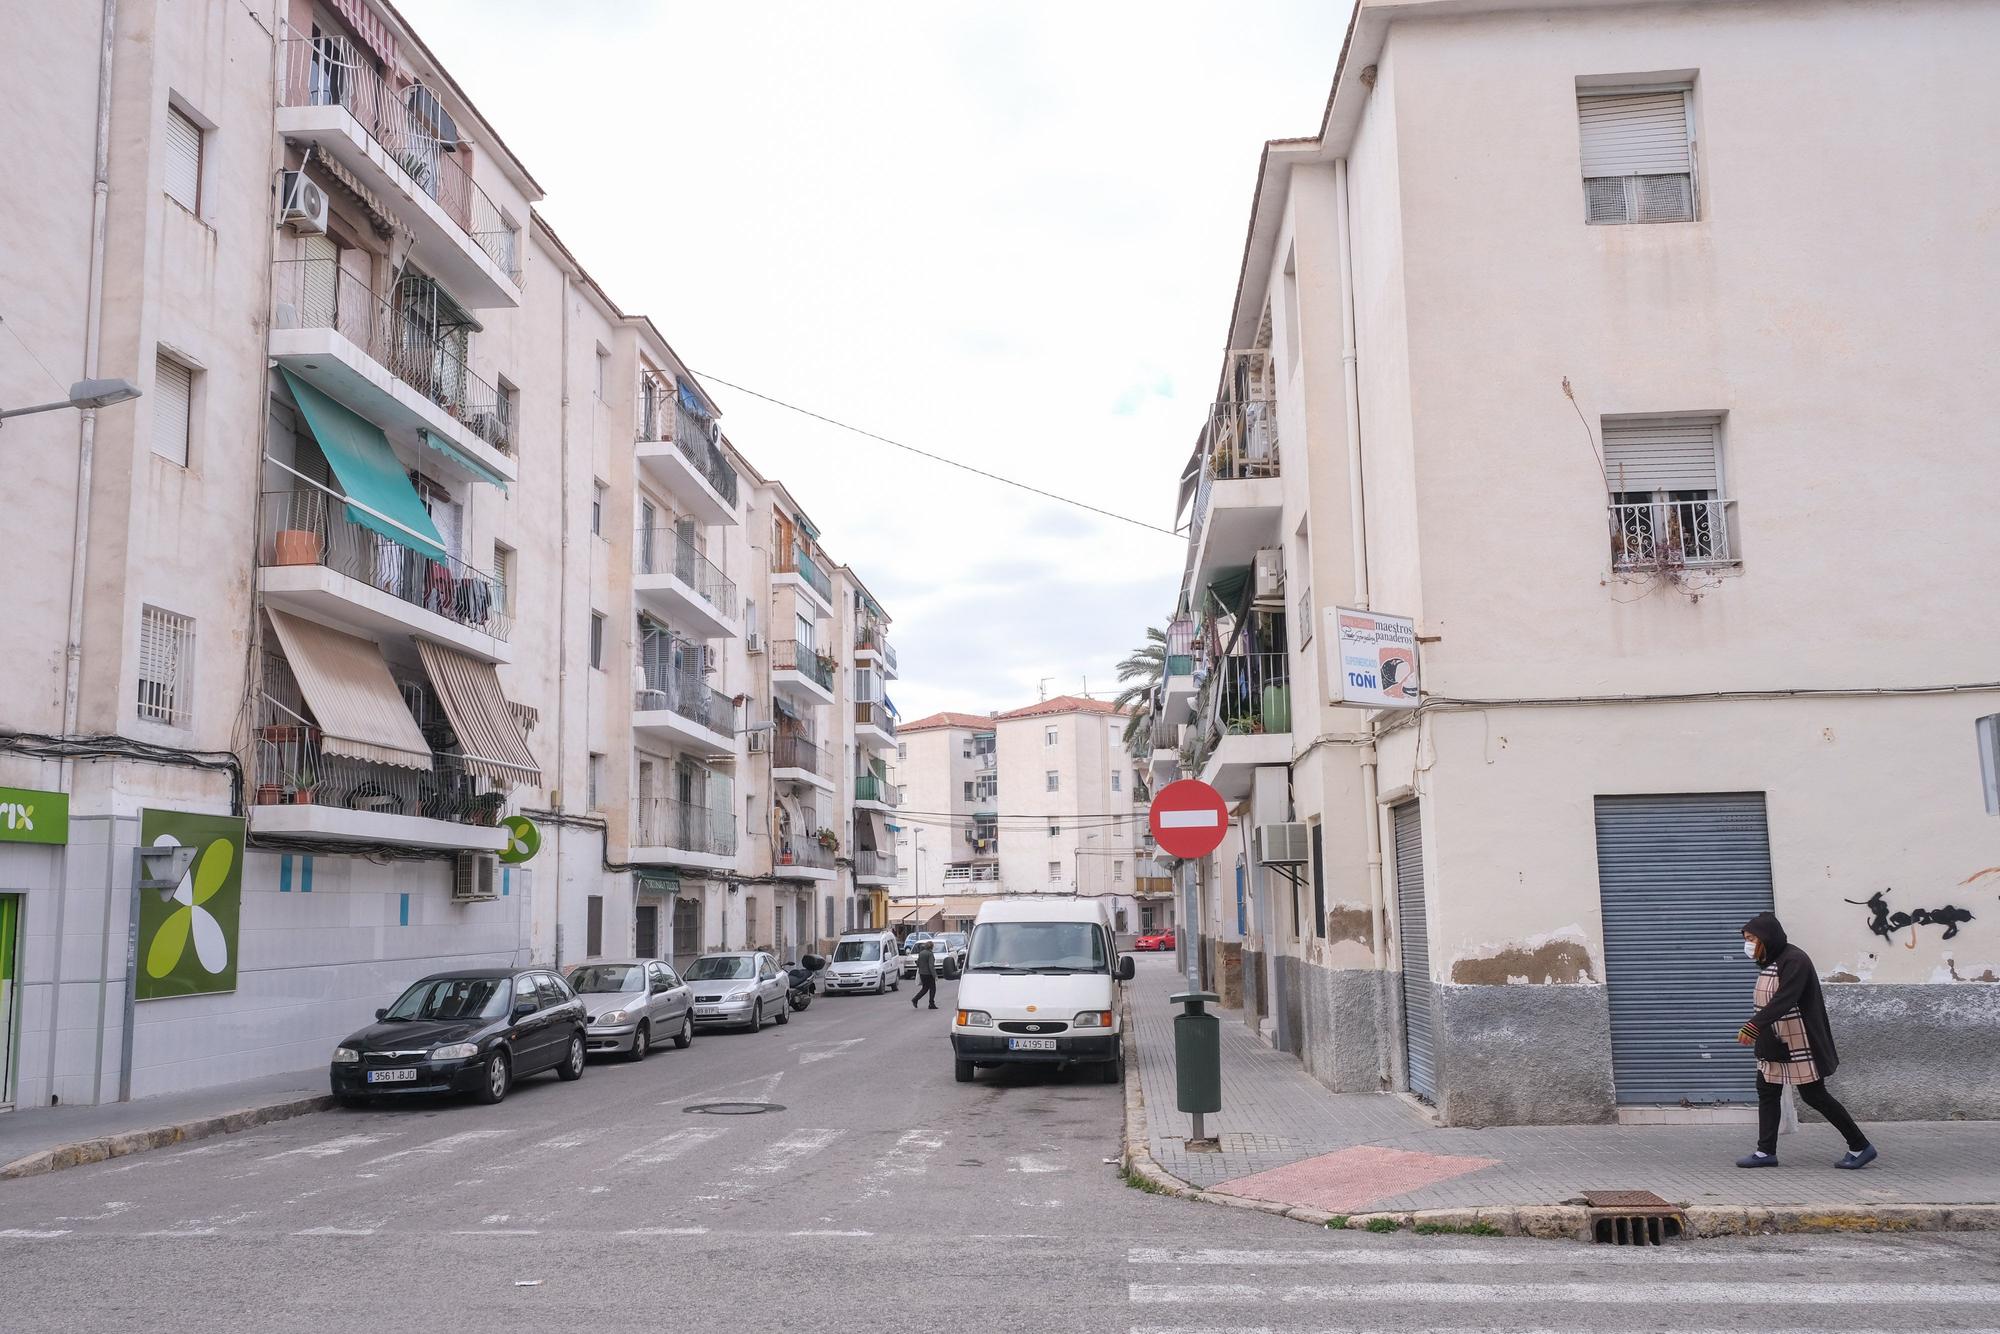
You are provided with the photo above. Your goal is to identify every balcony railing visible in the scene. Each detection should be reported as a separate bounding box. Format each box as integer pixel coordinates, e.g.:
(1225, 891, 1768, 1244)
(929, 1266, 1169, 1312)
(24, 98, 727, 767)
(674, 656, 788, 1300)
(772, 639, 836, 691)
(279, 38, 521, 281)
(634, 661, 735, 740)
(1165, 618, 1197, 678)
(777, 840, 835, 872)
(1191, 397, 1280, 549)
(259, 489, 512, 640)
(854, 849, 898, 879)
(1610, 496, 1735, 570)
(776, 544, 834, 603)
(943, 864, 1000, 883)
(272, 259, 513, 454)
(1207, 651, 1292, 738)
(1134, 874, 1174, 895)
(1150, 717, 1180, 753)
(855, 624, 897, 670)
(854, 772, 901, 806)
(636, 528, 737, 613)
(635, 382, 741, 507)
(251, 691, 504, 827)
(632, 795, 737, 857)
(773, 733, 827, 776)
(855, 701, 897, 738)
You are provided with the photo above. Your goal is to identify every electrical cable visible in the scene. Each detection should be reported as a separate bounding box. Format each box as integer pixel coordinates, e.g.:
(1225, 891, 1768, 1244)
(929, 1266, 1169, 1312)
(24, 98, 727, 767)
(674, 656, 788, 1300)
(0, 731, 243, 814)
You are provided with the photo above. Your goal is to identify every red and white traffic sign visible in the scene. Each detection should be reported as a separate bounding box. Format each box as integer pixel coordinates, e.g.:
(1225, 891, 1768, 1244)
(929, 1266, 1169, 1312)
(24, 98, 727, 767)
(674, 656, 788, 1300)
(1148, 779, 1229, 860)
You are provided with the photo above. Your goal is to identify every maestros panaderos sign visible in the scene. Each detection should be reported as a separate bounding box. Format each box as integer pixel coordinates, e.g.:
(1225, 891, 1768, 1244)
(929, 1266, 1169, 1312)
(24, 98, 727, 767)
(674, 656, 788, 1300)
(1324, 607, 1419, 709)
(136, 808, 245, 1000)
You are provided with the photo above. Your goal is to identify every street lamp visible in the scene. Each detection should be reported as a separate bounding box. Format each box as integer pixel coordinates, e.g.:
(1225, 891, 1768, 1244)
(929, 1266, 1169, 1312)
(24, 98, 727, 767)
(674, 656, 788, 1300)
(1074, 831, 1098, 898)
(1, 377, 141, 426)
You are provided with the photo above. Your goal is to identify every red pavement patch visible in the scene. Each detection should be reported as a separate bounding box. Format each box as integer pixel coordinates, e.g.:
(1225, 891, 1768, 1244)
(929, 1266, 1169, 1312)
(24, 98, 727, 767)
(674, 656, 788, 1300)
(1209, 1144, 1501, 1214)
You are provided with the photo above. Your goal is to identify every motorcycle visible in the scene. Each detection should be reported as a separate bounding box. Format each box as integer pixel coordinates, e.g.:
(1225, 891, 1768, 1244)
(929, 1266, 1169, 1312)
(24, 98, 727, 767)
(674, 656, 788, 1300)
(785, 953, 826, 1011)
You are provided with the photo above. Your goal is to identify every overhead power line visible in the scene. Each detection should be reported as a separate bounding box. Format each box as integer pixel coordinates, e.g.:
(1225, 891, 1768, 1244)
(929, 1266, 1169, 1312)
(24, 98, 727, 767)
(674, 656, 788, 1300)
(692, 369, 1183, 540)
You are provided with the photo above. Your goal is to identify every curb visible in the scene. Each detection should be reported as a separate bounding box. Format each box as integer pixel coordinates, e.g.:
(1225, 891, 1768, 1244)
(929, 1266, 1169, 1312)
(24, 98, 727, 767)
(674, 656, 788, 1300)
(1115, 991, 1997, 1238)
(0, 1093, 336, 1181)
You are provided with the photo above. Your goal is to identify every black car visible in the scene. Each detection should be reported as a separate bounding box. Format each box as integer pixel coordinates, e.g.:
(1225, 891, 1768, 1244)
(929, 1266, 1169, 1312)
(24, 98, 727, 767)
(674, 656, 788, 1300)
(330, 968, 587, 1106)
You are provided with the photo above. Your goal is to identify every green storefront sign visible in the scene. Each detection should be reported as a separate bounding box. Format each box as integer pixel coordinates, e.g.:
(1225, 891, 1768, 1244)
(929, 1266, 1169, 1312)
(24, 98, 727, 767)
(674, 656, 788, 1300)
(136, 809, 245, 1000)
(0, 786, 68, 846)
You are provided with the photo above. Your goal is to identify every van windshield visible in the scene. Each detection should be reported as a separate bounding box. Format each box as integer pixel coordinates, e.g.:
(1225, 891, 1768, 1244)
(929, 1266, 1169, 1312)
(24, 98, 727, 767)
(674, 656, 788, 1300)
(967, 922, 1108, 974)
(833, 940, 881, 962)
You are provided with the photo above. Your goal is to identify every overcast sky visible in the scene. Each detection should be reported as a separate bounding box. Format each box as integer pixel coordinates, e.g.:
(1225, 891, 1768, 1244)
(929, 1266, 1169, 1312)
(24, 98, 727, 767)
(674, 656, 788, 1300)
(403, 1, 1350, 721)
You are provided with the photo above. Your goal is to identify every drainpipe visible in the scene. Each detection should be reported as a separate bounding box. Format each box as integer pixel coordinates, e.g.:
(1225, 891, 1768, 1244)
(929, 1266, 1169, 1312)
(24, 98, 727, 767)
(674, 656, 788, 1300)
(553, 271, 572, 967)
(1335, 156, 1391, 1088)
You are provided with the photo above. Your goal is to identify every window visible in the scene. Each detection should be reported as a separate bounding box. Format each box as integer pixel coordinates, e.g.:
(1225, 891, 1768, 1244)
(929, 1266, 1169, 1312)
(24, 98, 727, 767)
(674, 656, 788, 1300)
(586, 895, 604, 957)
(963, 781, 974, 802)
(163, 102, 203, 213)
(1045, 770, 1059, 792)
(491, 543, 514, 614)
(1114, 861, 1125, 882)
(1048, 861, 1062, 883)
(1310, 821, 1325, 938)
(496, 377, 518, 449)
(592, 481, 606, 535)
(898, 743, 907, 761)
(1579, 86, 1696, 224)
(137, 606, 194, 726)
(1048, 825, 1060, 837)
(590, 612, 605, 669)
(1111, 771, 1122, 793)
(795, 613, 815, 652)
(151, 352, 193, 466)
(1045, 725, 1058, 747)
(594, 346, 609, 400)
(1604, 415, 1731, 568)
(587, 752, 605, 811)
(1980, 715, 2000, 816)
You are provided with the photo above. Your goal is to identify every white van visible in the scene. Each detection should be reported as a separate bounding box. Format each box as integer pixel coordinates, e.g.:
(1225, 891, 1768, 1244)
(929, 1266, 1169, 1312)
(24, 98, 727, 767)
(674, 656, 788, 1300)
(950, 897, 1134, 1084)
(822, 930, 901, 995)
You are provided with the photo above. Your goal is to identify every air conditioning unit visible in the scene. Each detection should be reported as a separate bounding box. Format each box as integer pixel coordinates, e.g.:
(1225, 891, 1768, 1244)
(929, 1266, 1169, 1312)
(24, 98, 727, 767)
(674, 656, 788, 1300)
(452, 850, 499, 901)
(1255, 822, 1310, 866)
(745, 632, 764, 654)
(279, 171, 329, 234)
(747, 731, 768, 754)
(701, 645, 718, 675)
(1252, 548, 1286, 604)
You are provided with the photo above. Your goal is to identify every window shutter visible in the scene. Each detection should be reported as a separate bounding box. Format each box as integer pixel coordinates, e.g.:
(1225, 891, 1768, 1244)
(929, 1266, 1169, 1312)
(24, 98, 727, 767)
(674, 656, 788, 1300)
(164, 106, 202, 212)
(1602, 418, 1721, 494)
(1579, 90, 1694, 224)
(151, 356, 191, 465)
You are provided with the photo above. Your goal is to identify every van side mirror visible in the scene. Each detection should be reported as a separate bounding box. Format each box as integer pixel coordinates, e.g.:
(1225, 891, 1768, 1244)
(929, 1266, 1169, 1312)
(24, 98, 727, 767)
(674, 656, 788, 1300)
(1117, 956, 1136, 981)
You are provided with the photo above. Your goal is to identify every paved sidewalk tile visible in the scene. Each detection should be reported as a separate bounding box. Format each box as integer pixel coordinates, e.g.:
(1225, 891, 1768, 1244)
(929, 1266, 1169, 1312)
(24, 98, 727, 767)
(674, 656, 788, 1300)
(1129, 955, 2000, 1213)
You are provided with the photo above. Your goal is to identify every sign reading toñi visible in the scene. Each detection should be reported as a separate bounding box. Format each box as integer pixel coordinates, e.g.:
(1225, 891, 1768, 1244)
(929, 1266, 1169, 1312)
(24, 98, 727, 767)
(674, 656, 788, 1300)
(1324, 607, 1419, 710)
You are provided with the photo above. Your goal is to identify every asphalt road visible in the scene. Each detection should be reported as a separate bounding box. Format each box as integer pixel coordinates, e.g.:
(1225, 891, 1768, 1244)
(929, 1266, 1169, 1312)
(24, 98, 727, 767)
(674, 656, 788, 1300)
(3, 969, 1998, 1333)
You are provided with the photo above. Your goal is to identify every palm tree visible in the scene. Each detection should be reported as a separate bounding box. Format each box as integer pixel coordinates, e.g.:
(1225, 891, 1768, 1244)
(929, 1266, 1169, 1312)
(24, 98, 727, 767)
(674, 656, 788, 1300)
(1113, 625, 1167, 758)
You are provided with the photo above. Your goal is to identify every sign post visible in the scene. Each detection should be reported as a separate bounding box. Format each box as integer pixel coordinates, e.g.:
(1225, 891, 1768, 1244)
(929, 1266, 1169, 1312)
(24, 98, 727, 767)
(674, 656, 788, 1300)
(1149, 780, 1229, 994)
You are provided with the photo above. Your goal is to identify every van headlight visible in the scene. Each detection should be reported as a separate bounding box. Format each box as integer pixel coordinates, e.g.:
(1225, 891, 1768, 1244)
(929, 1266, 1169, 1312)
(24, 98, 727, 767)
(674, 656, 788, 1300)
(956, 1010, 991, 1027)
(431, 1042, 480, 1061)
(1072, 1011, 1113, 1029)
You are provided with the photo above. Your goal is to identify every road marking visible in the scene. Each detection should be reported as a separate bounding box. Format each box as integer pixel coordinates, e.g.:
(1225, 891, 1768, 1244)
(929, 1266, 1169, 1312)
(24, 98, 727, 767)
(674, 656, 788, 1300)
(293, 1227, 376, 1237)
(611, 1126, 726, 1169)
(258, 1133, 393, 1161)
(135, 1228, 218, 1238)
(1125, 1244, 1929, 1267)
(362, 1128, 510, 1166)
(0, 1228, 72, 1239)
(667, 1069, 785, 1107)
(789, 1229, 874, 1237)
(796, 1038, 868, 1064)
(710, 1128, 844, 1199)
(861, 1127, 947, 1198)
(56, 1201, 132, 1223)
(1009, 1153, 1062, 1174)
(536, 1131, 595, 1150)
(1127, 1329, 2000, 1334)
(1127, 1281, 2000, 1306)
(618, 1227, 710, 1236)
(451, 1228, 540, 1236)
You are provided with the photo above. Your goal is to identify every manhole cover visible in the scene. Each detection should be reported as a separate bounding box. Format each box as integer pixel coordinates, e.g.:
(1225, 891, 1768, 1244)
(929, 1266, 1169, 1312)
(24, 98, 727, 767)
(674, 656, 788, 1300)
(684, 1101, 785, 1116)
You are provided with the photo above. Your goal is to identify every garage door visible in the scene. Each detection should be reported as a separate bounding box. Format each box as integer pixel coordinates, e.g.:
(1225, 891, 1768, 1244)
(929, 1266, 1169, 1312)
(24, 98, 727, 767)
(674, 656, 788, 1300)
(1595, 793, 1774, 1105)
(1393, 802, 1436, 1100)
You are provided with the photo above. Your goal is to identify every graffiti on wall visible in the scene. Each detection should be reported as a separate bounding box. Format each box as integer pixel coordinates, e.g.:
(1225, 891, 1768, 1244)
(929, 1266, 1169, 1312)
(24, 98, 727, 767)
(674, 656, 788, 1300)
(1846, 889, 1974, 945)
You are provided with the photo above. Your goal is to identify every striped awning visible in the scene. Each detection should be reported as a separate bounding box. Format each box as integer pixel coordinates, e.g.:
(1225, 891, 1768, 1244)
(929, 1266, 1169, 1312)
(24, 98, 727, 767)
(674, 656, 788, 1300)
(865, 813, 889, 850)
(415, 641, 542, 787)
(266, 611, 432, 770)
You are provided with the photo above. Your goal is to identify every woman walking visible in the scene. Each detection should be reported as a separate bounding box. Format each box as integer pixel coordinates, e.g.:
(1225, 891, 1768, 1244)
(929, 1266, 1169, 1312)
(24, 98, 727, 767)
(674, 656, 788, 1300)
(1736, 912, 1877, 1170)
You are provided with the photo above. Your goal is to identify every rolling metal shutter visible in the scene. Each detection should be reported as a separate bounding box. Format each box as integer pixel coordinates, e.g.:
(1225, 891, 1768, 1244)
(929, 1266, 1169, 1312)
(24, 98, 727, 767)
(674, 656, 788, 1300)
(1579, 90, 1694, 224)
(1393, 802, 1436, 1100)
(1595, 793, 1774, 1105)
(1602, 418, 1721, 494)
(151, 355, 191, 466)
(163, 106, 202, 212)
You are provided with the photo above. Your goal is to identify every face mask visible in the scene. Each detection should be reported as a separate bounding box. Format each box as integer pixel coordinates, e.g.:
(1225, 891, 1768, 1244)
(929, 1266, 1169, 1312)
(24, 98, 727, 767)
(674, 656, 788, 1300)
(1743, 940, 1760, 960)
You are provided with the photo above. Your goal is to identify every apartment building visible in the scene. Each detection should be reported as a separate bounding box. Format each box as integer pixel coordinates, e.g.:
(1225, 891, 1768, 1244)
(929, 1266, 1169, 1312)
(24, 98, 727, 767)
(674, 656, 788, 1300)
(0, 0, 889, 1107)
(1142, 0, 2000, 1126)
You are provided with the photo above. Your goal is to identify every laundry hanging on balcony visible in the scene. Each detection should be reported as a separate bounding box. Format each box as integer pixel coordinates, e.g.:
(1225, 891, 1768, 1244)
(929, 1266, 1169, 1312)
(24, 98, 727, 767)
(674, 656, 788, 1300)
(278, 369, 448, 562)
(881, 694, 901, 719)
(265, 610, 433, 770)
(414, 641, 541, 787)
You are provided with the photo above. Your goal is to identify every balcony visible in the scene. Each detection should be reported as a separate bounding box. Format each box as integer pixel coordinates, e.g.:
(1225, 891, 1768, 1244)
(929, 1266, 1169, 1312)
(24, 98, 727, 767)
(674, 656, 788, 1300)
(258, 489, 511, 663)
(1610, 496, 1736, 571)
(270, 260, 516, 490)
(854, 700, 897, 753)
(854, 771, 900, 809)
(964, 823, 999, 855)
(1161, 618, 1200, 722)
(772, 733, 834, 794)
(1190, 398, 1283, 597)
(1134, 874, 1174, 895)
(774, 839, 835, 881)
(631, 796, 737, 874)
(1198, 651, 1293, 801)
(633, 667, 736, 756)
(854, 625, 897, 679)
(771, 639, 836, 707)
(774, 544, 835, 617)
(1149, 716, 1182, 784)
(635, 528, 741, 639)
(277, 38, 520, 307)
(854, 848, 899, 887)
(943, 864, 1001, 884)
(635, 384, 740, 525)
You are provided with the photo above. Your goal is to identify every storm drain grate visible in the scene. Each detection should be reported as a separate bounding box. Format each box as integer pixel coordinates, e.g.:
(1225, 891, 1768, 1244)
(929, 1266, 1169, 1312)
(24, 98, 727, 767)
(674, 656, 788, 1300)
(1582, 1189, 1686, 1246)
(684, 1101, 785, 1116)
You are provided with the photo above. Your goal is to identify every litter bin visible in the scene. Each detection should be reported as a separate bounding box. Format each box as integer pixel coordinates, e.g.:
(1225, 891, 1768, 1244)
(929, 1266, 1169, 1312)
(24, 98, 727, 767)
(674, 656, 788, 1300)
(1170, 991, 1221, 1142)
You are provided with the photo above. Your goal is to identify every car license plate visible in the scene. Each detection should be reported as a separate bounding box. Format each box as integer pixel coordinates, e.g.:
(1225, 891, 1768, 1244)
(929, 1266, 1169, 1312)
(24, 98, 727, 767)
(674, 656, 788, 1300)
(1008, 1038, 1057, 1052)
(696, 1006, 722, 1016)
(366, 1068, 417, 1083)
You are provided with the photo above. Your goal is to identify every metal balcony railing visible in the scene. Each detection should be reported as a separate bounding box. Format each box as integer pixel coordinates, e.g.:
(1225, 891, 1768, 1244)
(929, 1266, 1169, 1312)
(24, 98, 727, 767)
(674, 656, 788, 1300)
(776, 543, 834, 603)
(631, 796, 737, 857)
(854, 772, 901, 806)
(943, 864, 1000, 883)
(279, 38, 521, 281)
(1207, 651, 1292, 739)
(855, 623, 897, 670)
(636, 527, 737, 613)
(634, 380, 740, 507)
(252, 690, 504, 827)
(1610, 496, 1735, 570)
(633, 661, 735, 739)
(855, 701, 897, 737)
(272, 260, 513, 454)
(1191, 397, 1280, 550)
(772, 639, 836, 691)
(773, 733, 827, 776)
(260, 489, 512, 640)
(777, 840, 835, 872)
(853, 849, 898, 879)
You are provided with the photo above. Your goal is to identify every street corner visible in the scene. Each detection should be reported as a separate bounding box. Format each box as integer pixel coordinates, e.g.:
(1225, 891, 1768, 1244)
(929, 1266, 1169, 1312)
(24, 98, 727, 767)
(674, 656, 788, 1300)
(1206, 1144, 1503, 1216)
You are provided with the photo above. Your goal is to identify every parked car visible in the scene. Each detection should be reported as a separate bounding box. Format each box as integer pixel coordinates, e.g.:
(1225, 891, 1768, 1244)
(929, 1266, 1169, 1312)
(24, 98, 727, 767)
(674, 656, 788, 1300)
(827, 932, 902, 993)
(685, 952, 791, 1030)
(1133, 929, 1176, 952)
(331, 968, 586, 1107)
(935, 932, 970, 973)
(898, 931, 939, 977)
(567, 959, 694, 1060)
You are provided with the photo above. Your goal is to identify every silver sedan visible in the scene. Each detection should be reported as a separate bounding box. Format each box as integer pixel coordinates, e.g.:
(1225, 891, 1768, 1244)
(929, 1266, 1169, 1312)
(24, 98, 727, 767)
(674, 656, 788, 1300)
(684, 952, 791, 1031)
(565, 960, 694, 1059)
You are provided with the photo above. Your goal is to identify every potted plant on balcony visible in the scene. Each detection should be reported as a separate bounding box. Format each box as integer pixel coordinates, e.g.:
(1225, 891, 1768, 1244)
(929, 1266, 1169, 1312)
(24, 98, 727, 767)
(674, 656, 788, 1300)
(815, 827, 840, 854)
(814, 651, 838, 681)
(466, 791, 505, 827)
(282, 759, 320, 805)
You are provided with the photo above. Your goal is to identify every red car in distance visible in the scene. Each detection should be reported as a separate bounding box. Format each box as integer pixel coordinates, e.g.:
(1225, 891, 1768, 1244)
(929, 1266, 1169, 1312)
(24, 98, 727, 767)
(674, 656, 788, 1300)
(1132, 929, 1176, 952)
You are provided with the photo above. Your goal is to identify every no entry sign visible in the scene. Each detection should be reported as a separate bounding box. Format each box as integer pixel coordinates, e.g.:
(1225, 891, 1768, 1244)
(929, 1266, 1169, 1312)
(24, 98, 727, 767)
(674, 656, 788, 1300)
(1148, 779, 1229, 860)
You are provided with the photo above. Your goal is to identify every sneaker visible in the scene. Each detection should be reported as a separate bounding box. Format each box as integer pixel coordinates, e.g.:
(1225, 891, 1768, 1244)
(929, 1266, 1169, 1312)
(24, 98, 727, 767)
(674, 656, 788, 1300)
(1735, 1151, 1781, 1168)
(1836, 1145, 1878, 1170)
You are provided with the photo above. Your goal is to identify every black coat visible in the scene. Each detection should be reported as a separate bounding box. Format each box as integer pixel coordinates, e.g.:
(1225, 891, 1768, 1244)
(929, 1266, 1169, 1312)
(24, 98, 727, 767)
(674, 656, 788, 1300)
(1743, 912, 1840, 1079)
(916, 949, 936, 979)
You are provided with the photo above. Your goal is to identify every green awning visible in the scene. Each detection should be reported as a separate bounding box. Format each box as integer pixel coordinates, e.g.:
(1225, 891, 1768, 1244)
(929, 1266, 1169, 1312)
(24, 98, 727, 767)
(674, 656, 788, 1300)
(638, 870, 680, 894)
(419, 428, 507, 493)
(280, 369, 447, 562)
(1206, 566, 1252, 617)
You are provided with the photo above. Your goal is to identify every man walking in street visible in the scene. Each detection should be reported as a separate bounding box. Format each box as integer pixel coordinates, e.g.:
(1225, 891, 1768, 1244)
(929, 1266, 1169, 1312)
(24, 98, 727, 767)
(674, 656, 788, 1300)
(911, 940, 938, 1010)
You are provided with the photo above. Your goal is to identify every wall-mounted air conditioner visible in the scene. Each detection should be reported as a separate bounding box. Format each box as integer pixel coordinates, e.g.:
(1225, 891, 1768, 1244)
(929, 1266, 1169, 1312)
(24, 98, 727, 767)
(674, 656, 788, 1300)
(1252, 548, 1286, 603)
(747, 731, 768, 753)
(1255, 822, 1309, 866)
(745, 633, 764, 654)
(279, 171, 329, 234)
(452, 850, 499, 901)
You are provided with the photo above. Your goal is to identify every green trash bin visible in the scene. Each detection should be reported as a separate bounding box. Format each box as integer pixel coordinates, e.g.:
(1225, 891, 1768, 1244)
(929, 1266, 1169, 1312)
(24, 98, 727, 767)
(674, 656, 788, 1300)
(1170, 991, 1221, 1121)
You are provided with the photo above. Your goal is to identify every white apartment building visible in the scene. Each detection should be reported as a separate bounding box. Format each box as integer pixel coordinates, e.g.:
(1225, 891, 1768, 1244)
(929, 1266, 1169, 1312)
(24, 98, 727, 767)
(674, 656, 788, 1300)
(1144, 0, 2000, 1127)
(0, 0, 888, 1108)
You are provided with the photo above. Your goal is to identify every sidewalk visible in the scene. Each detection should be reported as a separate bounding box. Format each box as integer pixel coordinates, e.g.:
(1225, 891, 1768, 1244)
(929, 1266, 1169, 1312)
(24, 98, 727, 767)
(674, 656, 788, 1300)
(1124, 955, 2000, 1233)
(0, 1070, 331, 1179)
